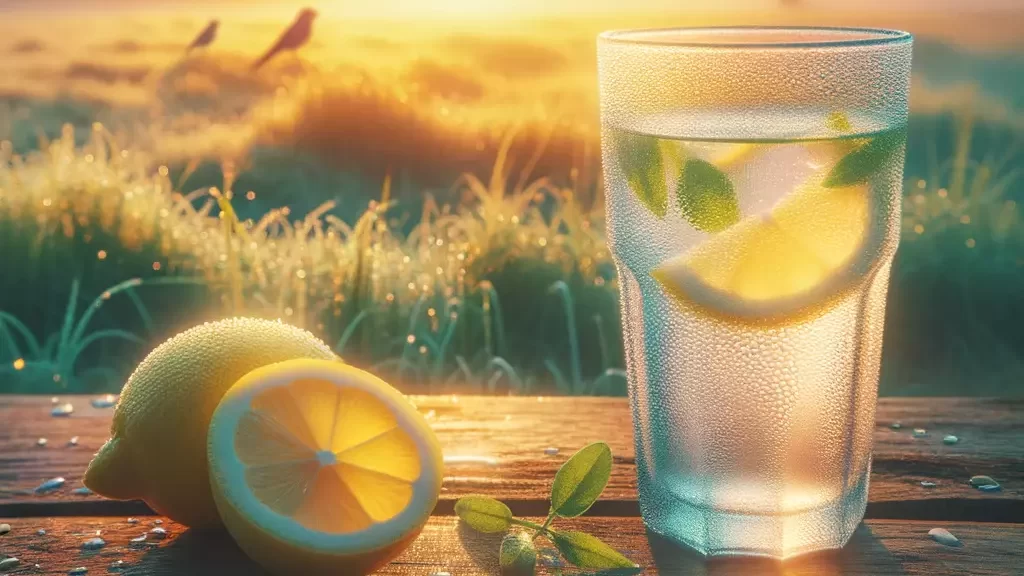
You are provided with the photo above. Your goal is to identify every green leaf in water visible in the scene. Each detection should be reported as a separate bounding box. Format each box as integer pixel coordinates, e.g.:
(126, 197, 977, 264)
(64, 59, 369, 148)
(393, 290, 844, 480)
(500, 531, 538, 575)
(550, 530, 639, 571)
(550, 442, 612, 517)
(677, 158, 740, 232)
(615, 131, 668, 218)
(823, 128, 906, 188)
(455, 495, 513, 533)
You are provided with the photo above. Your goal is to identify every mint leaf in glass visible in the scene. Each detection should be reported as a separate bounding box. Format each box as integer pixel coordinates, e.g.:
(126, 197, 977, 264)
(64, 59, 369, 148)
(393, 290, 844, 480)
(677, 158, 740, 232)
(455, 495, 513, 533)
(615, 131, 668, 218)
(823, 128, 906, 188)
(550, 530, 639, 571)
(500, 531, 537, 575)
(550, 442, 612, 517)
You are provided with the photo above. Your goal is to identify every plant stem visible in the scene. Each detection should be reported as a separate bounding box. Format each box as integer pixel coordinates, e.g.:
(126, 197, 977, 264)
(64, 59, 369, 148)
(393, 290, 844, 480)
(531, 511, 557, 541)
(509, 517, 548, 532)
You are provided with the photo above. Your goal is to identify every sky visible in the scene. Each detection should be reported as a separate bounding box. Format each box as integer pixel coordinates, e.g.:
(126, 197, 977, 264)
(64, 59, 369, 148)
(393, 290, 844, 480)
(4, 0, 1023, 16)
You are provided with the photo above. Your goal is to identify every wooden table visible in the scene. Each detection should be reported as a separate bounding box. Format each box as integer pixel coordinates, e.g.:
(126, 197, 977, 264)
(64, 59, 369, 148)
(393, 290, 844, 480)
(1, 395, 1021, 575)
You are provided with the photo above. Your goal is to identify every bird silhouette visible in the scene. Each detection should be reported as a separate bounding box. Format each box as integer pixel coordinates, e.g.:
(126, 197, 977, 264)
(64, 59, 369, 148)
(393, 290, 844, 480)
(187, 20, 219, 52)
(251, 8, 317, 71)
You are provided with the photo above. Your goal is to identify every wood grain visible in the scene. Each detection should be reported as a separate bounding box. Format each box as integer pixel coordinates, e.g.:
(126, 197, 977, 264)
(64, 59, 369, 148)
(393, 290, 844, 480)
(2, 396, 1021, 521)
(0, 516, 1021, 575)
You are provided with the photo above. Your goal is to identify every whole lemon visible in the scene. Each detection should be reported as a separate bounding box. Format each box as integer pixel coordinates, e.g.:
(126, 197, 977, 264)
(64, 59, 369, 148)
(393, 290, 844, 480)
(84, 318, 337, 528)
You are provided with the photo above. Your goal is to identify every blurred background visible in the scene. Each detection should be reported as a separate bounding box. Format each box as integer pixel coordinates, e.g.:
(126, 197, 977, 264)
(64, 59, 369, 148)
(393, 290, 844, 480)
(0, 0, 1020, 396)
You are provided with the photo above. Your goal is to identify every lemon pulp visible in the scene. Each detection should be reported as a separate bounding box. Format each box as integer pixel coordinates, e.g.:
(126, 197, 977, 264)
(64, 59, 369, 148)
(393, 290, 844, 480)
(208, 359, 442, 576)
(653, 180, 880, 322)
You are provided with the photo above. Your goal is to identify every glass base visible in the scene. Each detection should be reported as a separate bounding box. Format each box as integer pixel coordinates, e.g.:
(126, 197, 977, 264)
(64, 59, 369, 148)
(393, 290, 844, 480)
(638, 466, 870, 559)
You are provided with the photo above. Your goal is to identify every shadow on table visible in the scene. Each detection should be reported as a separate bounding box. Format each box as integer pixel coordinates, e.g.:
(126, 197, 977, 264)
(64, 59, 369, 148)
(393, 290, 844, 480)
(124, 528, 271, 576)
(457, 520, 503, 571)
(648, 523, 907, 575)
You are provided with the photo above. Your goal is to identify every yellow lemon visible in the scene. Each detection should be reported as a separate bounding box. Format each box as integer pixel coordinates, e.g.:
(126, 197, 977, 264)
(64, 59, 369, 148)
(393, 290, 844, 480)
(207, 359, 443, 576)
(83, 318, 337, 528)
(653, 180, 886, 323)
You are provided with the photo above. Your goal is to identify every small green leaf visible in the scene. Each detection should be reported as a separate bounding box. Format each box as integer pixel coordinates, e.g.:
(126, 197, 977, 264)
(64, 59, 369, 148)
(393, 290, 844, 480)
(455, 495, 513, 533)
(551, 442, 612, 517)
(823, 128, 906, 188)
(677, 158, 740, 232)
(615, 131, 668, 218)
(500, 531, 537, 575)
(550, 530, 638, 571)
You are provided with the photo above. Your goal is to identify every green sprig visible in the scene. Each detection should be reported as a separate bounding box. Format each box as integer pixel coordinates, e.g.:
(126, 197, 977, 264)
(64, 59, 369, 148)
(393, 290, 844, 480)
(456, 442, 639, 575)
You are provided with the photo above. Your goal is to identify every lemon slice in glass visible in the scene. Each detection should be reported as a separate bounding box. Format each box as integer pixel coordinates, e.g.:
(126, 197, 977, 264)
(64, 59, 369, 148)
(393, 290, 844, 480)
(652, 180, 884, 323)
(208, 359, 443, 576)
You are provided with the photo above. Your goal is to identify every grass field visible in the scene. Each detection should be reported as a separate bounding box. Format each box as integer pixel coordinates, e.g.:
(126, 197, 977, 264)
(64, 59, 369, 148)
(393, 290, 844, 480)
(0, 10, 1021, 396)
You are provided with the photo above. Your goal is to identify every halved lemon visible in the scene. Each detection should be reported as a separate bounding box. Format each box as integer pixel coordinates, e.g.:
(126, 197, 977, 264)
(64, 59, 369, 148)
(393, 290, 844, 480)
(208, 359, 443, 576)
(652, 179, 887, 323)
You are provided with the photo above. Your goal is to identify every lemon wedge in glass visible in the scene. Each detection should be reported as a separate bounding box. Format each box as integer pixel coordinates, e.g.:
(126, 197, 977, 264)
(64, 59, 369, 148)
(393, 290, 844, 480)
(208, 359, 442, 576)
(652, 180, 885, 323)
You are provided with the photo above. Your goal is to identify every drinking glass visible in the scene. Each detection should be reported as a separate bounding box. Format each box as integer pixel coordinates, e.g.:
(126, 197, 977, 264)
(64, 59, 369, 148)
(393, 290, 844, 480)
(598, 27, 912, 558)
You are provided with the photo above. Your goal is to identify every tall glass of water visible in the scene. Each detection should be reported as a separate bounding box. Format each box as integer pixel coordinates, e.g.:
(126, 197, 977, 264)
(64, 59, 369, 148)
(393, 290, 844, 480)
(598, 27, 912, 558)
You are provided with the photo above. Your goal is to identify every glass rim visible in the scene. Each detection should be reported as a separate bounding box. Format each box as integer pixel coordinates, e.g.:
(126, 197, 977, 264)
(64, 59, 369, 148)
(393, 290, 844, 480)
(598, 26, 912, 49)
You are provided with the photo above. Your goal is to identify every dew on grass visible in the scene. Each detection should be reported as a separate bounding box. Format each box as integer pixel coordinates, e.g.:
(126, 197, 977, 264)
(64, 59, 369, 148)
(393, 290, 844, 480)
(34, 477, 66, 493)
(928, 528, 962, 547)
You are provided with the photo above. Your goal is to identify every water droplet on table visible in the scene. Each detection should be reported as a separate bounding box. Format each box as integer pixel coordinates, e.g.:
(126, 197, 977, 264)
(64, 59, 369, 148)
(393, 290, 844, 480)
(148, 527, 167, 539)
(430, 572, 452, 576)
(912, 428, 927, 438)
(969, 475, 1000, 489)
(0, 558, 20, 571)
(36, 529, 46, 535)
(0, 523, 9, 535)
(153, 519, 163, 525)
(543, 447, 559, 455)
(890, 422, 902, 430)
(928, 528, 962, 547)
(129, 535, 147, 544)
(69, 568, 88, 575)
(126, 518, 139, 524)
(72, 487, 93, 496)
(943, 435, 959, 445)
(69, 436, 79, 447)
(91, 395, 118, 409)
(920, 481, 937, 488)
(109, 560, 126, 572)
(51, 403, 74, 417)
(36, 438, 47, 447)
(978, 484, 1002, 492)
(50, 396, 59, 404)
(34, 477, 66, 493)
(82, 537, 106, 550)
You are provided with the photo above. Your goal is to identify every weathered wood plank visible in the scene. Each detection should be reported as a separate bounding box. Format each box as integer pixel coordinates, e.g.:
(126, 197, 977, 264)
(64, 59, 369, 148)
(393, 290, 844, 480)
(2, 396, 1021, 520)
(0, 516, 1020, 575)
